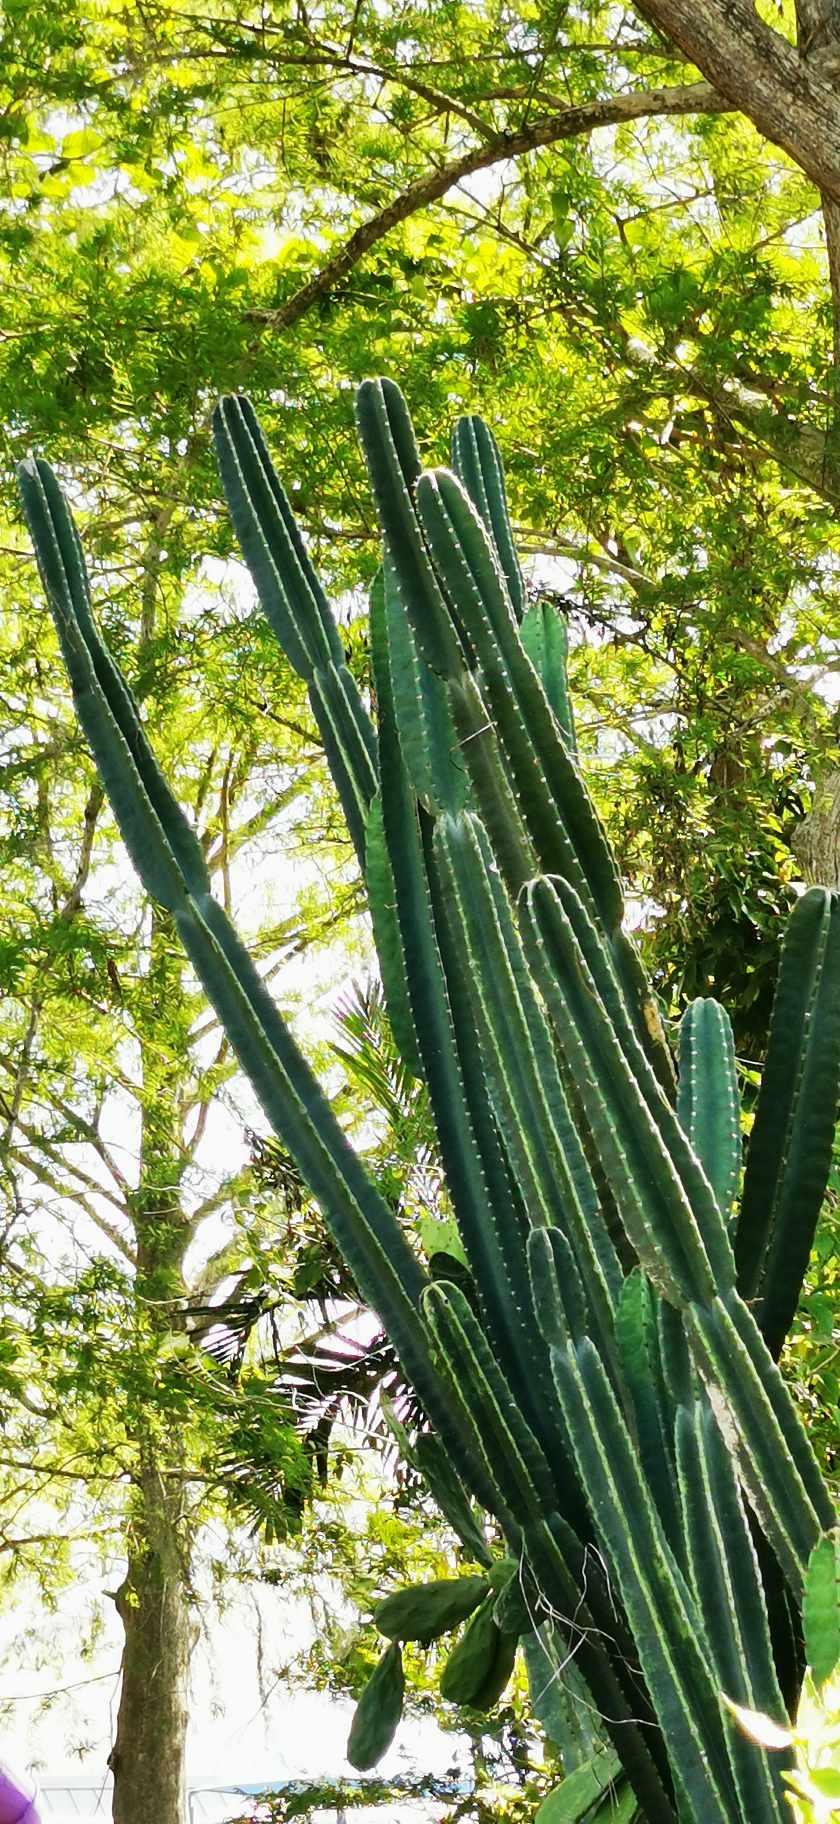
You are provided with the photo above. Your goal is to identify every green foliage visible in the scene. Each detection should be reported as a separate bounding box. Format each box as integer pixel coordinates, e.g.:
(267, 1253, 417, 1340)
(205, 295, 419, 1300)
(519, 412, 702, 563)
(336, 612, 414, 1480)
(19, 382, 840, 1822)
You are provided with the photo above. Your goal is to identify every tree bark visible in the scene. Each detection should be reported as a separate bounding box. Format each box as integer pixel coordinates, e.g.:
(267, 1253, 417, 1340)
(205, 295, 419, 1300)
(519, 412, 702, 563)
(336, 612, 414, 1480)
(793, 772, 840, 887)
(109, 907, 193, 1824)
(634, 0, 840, 200)
(110, 1459, 192, 1824)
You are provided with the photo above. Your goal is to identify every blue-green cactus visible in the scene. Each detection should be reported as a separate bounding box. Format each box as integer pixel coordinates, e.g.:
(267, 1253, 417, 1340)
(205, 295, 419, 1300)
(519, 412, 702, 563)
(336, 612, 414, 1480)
(18, 382, 840, 1824)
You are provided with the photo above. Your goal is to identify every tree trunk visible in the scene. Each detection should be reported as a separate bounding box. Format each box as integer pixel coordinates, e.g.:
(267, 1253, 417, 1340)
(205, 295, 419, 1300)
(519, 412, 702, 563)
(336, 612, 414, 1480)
(793, 772, 840, 887)
(634, 0, 840, 200)
(110, 906, 194, 1824)
(110, 1458, 191, 1824)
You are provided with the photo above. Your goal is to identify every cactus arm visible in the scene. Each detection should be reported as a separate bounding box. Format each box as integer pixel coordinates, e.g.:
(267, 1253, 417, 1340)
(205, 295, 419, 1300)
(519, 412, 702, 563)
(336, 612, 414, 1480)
(535, 880, 735, 1268)
(450, 414, 526, 621)
(524, 1517, 678, 1823)
(545, 876, 705, 1207)
(803, 1528, 840, 1688)
(412, 1433, 492, 1567)
(735, 888, 840, 1355)
(521, 874, 833, 1582)
(521, 875, 726, 1304)
(363, 793, 422, 1076)
(678, 999, 741, 1220)
(382, 558, 465, 813)
(616, 1270, 683, 1555)
(213, 394, 345, 676)
(18, 459, 470, 1456)
(520, 600, 577, 751)
(306, 661, 379, 861)
(415, 468, 623, 926)
(372, 576, 582, 1501)
(685, 1292, 835, 1586)
(547, 1333, 738, 1823)
(418, 810, 584, 1504)
(370, 572, 547, 1394)
(445, 671, 539, 888)
(675, 1401, 790, 1822)
(415, 465, 675, 1093)
(355, 380, 463, 677)
(422, 1281, 558, 1525)
(433, 813, 622, 1349)
(424, 1283, 678, 1823)
(20, 457, 212, 900)
(213, 395, 377, 864)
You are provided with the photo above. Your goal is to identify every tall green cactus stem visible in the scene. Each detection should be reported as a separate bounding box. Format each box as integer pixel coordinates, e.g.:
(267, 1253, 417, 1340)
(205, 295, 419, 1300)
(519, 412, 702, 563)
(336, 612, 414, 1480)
(16, 452, 491, 1510)
(423, 1282, 677, 1821)
(735, 886, 840, 1356)
(521, 871, 833, 1583)
(20, 380, 839, 1824)
(616, 1270, 683, 1554)
(357, 382, 675, 1096)
(213, 395, 378, 864)
(451, 413, 526, 622)
(520, 600, 577, 751)
(674, 1399, 791, 1820)
(678, 998, 741, 1220)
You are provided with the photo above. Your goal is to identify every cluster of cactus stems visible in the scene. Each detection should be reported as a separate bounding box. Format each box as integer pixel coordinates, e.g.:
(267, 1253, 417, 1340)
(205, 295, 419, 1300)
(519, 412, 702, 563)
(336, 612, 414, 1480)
(19, 381, 840, 1824)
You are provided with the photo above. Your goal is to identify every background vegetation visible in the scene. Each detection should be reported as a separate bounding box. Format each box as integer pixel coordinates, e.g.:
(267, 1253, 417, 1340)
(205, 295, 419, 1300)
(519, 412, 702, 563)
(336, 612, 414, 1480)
(0, 0, 837, 1818)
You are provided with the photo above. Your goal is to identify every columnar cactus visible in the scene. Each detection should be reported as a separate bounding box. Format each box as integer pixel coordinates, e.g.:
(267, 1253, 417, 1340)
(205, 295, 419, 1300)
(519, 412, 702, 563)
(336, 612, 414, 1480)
(19, 382, 840, 1822)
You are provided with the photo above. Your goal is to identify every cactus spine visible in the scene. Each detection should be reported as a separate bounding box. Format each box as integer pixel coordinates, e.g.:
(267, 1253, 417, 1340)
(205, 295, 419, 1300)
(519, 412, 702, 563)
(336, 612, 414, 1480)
(19, 382, 840, 1824)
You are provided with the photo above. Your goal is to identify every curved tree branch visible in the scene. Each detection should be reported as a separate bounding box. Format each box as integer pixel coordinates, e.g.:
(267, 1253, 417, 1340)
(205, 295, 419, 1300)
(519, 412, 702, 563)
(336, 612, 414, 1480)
(250, 82, 731, 329)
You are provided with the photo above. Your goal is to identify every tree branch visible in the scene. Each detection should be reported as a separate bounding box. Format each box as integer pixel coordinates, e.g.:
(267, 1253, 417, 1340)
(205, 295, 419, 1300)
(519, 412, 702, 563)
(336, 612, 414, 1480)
(633, 0, 840, 200)
(250, 82, 731, 329)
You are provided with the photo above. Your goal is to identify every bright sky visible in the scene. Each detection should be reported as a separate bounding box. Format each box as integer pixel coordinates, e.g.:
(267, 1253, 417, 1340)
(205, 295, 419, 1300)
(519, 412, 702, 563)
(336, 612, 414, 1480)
(1, 1558, 466, 1795)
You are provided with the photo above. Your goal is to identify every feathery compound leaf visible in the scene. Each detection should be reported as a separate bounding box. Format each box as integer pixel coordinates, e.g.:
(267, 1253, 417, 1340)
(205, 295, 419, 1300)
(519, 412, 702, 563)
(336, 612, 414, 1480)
(803, 1531, 840, 1688)
(736, 888, 840, 1355)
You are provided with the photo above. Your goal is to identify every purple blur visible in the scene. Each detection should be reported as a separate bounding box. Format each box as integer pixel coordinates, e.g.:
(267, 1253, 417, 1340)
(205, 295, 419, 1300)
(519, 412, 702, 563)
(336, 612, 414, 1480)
(0, 1762, 40, 1824)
